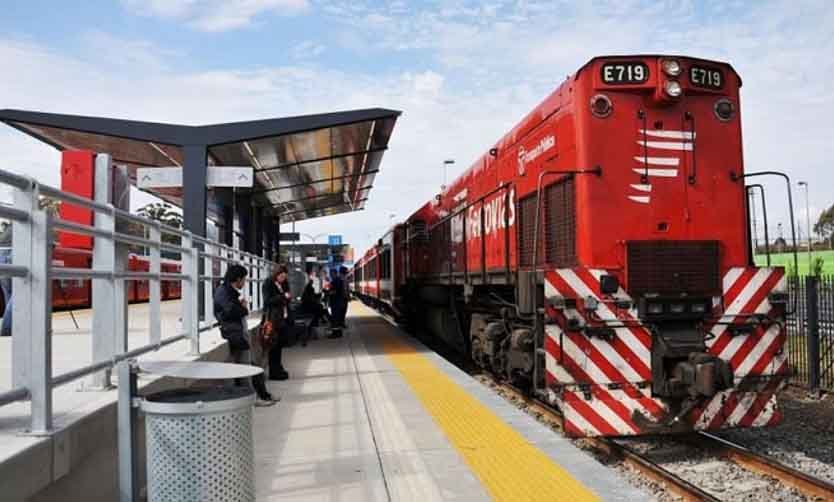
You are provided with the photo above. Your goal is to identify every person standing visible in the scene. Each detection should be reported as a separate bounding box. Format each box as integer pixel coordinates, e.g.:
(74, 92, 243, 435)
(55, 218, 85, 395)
(213, 264, 276, 406)
(263, 264, 290, 380)
(328, 266, 349, 338)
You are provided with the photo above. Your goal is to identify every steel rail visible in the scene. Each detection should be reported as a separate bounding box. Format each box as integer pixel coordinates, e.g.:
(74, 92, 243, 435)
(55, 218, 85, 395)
(697, 432, 834, 500)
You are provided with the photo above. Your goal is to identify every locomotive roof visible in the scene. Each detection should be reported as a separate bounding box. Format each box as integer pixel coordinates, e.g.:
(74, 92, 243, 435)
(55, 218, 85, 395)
(576, 54, 741, 85)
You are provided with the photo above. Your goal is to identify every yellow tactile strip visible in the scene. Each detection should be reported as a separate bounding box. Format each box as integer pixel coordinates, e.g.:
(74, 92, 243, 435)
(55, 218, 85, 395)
(377, 329, 600, 502)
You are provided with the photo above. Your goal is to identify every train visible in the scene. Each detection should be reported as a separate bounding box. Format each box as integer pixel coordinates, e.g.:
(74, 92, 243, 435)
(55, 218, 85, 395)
(0, 246, 183, 313)
(351, 54, 790, 437)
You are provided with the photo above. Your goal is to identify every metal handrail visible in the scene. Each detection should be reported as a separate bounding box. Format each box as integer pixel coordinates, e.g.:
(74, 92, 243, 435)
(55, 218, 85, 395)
(0, 162, 278, 434)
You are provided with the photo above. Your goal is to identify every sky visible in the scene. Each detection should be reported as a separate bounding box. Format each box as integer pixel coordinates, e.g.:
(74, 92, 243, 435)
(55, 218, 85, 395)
(0, 0, 832, 255)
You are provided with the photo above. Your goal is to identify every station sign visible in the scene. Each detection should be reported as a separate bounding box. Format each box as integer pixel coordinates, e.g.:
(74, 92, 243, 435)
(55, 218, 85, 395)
(328, 235, 342, 246)
(279, 232, 300, 241)
(137, 166, 254, 189)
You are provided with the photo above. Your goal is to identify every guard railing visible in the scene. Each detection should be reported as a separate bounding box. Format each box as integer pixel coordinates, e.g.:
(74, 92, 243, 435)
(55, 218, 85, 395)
(0, 159, 276, 435)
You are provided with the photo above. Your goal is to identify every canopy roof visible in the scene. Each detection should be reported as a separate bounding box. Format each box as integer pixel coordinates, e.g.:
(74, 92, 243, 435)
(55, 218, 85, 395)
(0, 108, 400, 222)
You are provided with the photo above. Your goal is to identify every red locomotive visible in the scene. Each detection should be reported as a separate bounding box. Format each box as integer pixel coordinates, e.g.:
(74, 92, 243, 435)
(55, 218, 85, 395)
(353, 55, 789, 437)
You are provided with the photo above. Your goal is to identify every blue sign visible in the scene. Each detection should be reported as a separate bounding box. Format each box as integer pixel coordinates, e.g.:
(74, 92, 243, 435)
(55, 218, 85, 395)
(328, 235, 342, 246)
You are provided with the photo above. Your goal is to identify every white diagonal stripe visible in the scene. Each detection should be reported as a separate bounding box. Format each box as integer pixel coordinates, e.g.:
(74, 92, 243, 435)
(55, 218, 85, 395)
(637, 140, 693, 151)
(632, 168, 678, 177)
(557, 269, 650, 363)
(630, 184, 652, 192)
(585, 392, 637, 434)
(732, 323, 781, 377)
(708, 268, 774, 345)
(628, 195, 650, 204)
(633, 156, 680, 166)
(695, 391, 729, 428)
(544, 332, 576, 383)
(752, 395, 777, 427)
(725, 392, 758, 427)
(723, 267, 745, 293)
(562, 400, 603, 436)
(640, 129, 695, 140)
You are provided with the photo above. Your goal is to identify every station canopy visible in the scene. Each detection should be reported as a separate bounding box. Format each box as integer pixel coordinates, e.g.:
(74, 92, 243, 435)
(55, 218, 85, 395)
(0, 108, 400, 222)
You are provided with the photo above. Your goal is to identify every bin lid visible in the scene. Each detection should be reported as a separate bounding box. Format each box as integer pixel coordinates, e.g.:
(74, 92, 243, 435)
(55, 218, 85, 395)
(141, 386, 256, 414)
(145, 386, 253, 403)
(139, 361, 263, 379)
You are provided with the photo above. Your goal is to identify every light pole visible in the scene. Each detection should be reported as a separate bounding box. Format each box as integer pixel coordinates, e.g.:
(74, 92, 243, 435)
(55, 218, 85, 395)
(441, 159, 455, 191)
(798, 181, 812, 273)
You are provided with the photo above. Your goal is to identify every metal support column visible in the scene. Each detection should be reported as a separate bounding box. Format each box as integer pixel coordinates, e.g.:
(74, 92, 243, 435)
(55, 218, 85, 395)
(222, 204, 234, 248)
(12, 179, 53, 434)
(807, 276, 821, 394)
(149, 224, 162, 345)
(181, 232, 200, 355)
(183, 145, 207, 319)
(92, 154, 126, 389)
(253, 206, 264, 257)
(117, 360, 139, 502)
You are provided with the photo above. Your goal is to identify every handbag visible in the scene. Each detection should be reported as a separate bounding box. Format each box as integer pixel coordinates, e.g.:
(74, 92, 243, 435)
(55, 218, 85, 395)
(258, 315, 275, 350)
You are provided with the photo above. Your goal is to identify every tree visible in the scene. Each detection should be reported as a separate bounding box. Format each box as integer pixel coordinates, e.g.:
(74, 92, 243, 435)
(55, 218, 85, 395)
(136, 202, 183, 229)
(132, 202, 183, 258)
(813, 203, 834, 246)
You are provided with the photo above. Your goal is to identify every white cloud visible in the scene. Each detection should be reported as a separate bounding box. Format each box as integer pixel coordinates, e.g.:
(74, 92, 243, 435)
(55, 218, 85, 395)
(4, 0, 834, 253)
(121, 0, 310, 32)
(290, 40, 326, 60)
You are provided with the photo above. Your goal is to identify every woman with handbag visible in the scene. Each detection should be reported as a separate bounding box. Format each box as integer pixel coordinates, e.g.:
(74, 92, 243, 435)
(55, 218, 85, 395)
(262, 264, 290, 380)
(213, 264, 277, 406)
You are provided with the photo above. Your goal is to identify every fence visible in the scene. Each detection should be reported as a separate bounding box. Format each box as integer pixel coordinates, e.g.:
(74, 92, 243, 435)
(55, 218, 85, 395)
(787, 274, 834, 392)
(0, 156, 275, 435)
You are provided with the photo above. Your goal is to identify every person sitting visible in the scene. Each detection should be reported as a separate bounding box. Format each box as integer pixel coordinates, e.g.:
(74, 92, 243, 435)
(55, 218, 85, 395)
(299, 276, 327, 346)
(213, 264, 276, 406)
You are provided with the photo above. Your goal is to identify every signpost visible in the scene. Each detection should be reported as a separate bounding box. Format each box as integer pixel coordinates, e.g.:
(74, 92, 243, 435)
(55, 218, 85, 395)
(137, 166, 254, 189)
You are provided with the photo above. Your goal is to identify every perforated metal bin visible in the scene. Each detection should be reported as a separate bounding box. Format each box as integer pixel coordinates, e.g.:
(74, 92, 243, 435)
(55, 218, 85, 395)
(140, 387, 256, 502)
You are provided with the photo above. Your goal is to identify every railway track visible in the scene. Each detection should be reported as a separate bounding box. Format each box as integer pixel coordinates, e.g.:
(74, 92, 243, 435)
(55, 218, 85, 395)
(491, 381, 719, 502)
(491, 379, 834, 501)
(371, 307, 834, 500)
(693, 432, 834, 501)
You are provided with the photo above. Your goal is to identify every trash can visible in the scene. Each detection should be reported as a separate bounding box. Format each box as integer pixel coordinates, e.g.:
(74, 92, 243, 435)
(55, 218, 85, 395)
(135, 361, 263, 502)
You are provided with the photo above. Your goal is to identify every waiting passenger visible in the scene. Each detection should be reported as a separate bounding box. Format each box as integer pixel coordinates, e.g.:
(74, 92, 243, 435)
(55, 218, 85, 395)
(263, 264, 290, 380)
(328, 266, 349, 338)
(213, 264, 277, 406)
(299, 276, 327, 346)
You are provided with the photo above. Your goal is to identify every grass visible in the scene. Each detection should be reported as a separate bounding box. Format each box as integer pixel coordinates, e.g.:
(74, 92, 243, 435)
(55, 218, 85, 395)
(754, 249, 834, 276)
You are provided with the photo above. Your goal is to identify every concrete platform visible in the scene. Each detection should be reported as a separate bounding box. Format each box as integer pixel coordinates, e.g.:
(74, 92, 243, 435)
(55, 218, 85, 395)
(0, 301, 260, 501)
(254, 302, 650, 502)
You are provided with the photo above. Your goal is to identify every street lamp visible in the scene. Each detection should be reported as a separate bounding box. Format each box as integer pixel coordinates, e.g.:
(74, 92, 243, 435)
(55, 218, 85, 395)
(798, 181, 812, 273)
(441, 159, 455, 191)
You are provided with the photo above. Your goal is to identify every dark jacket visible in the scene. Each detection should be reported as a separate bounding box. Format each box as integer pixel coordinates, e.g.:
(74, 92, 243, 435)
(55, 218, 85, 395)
(213, 282, 249, 350)
(329, 275, 346, 304)
(262, 279, 288, 326)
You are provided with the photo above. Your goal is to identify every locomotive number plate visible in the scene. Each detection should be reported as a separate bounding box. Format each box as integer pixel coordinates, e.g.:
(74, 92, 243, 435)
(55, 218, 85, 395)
(689, 65, 724, 89)
(600, 62, 649, 85)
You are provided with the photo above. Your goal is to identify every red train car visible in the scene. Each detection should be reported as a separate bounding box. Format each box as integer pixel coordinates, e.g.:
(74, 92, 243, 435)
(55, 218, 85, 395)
(355, 55, 790, 437)
(47, 247, 183, 310)
(351, 225, 405, 313)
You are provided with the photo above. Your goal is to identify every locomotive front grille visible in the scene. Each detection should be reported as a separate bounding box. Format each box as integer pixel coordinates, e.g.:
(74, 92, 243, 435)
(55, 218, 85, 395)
(626, 240, 720, 296)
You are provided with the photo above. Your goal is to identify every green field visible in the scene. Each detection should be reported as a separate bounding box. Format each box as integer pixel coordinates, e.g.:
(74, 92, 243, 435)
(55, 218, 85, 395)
(754, 250, 834, 276)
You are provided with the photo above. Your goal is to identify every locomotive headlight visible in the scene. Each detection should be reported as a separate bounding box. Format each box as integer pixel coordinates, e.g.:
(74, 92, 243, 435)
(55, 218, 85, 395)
(691, 302, 708, 313)
(714, 98, 735, 121)
(664, 80, 683, 98)
(661, 59, 682, 77)
(590, 94, 613, 118)
(670, 303, 685, 314)
(647, 302, 664, 315)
